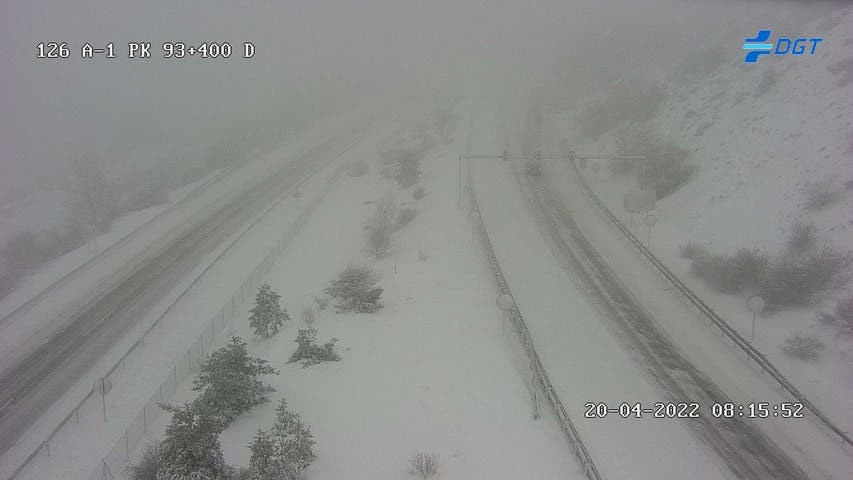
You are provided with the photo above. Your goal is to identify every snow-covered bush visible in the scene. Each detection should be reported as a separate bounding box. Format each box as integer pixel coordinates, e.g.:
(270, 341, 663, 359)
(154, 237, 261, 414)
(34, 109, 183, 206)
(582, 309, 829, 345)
(289, 327, 340, 367)
(365, 193, 397, 234)
(753, 68, 778, 99)
(691, 248, 767, 294)
(347, 160, 369, 177)
(408, 452, 439, 479)
(760, 246, 851, 308)
(613, 125, 695, 198)
(193, 336, 278, 425)
(301, 305, 315, 325)
(123, 441, 164, 480)
(417, 245, 430, 261)
(157, 402, 229, 480)
(780, 333, 825, 360)
(379, 148, 423, 188)
(836, 295, 853, 334)
(680, 241, 708, 260)
(815, 310, 836, 325)
(397, 208, 419, 228)
(314, 296, 330, 311)
(804, 180, 842, 211)
(413, 186, 426, 201)
(577, 81, 666, 140)
(249, 284, 290, 339)
(249, 399, 316, 480)
(786, 222, 818, 255)
(324, 266, 383, 313)
(364, 225, 392, 259)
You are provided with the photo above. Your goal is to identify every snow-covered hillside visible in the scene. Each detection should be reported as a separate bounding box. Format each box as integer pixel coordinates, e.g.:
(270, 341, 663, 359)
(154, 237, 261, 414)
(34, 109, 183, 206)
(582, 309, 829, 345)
(559, 5, 853, 434)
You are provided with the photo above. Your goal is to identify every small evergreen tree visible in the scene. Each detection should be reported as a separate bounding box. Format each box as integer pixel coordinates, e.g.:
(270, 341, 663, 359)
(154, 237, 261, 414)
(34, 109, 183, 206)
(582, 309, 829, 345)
(248, 430, 276, 478)
(323, 266, 383, 313)
(193, 336, 279, 425)
(249, 399, 316, 480)
(157, 403, 228, 480)
(289, 327, 341, 367)
(124, 442, 164, 480)
(249, 284, 290, 339)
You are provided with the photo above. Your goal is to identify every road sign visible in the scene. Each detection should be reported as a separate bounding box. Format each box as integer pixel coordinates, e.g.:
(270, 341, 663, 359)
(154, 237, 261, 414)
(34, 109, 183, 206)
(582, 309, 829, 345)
(496, 293, 515, 312)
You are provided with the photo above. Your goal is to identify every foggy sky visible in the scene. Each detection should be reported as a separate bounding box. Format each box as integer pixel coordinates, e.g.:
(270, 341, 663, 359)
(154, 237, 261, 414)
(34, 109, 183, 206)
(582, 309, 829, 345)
(0, 0, 840, 199)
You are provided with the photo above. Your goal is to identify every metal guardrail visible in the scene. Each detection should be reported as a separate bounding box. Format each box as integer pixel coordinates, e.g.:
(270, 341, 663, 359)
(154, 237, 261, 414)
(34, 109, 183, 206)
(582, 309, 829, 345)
(6, 132, 366, 480)
(568, 159, 853, 448)
(465, 170, 603, 479)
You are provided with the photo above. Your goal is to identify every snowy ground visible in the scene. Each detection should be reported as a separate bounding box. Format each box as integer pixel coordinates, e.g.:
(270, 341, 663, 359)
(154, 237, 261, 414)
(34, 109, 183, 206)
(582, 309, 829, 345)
(128, 111, 582, 480)
(551, 3, 853, 443)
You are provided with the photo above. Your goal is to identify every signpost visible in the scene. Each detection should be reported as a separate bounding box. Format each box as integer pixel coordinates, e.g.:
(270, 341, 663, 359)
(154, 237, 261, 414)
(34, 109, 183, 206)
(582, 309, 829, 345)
(94, 377, 112, 422)
(747, 296, 766, 342)
(496, 293, 515, 336)
(643, 214, 658, 248)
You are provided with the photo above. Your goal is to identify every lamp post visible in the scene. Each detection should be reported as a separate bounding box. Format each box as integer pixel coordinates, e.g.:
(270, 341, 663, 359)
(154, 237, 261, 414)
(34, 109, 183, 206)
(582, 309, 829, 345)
(467, 210, 480, 243)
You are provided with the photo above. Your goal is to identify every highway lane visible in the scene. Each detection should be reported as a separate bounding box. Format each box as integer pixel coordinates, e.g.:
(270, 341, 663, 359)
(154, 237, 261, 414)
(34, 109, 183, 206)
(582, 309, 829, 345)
(0, 122, 372, 456)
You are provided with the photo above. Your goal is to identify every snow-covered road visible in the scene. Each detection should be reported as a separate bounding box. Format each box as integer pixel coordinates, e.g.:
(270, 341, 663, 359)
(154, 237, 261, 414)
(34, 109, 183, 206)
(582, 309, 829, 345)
(467, 101, 736, 479)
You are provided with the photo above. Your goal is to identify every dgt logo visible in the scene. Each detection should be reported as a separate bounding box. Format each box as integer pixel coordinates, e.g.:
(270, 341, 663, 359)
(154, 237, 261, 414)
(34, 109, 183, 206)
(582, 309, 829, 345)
(742, 30, 823, 63)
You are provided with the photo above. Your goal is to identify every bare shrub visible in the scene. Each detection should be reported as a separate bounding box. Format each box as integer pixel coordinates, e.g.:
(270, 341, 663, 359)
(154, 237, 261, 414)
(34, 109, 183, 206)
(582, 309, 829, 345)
(381, 149, 423, 187)
(786, 222, 818, 255)
(408, 452, 439, 479)
(348, 160, 370, 177)
(804, 180, 841, 211)
(760, 246, 851, 308)
(365, 193, 397, 234)
(780, 333, 825, 360)
(577, 81, 666, 140)
(753, 68, 778, 99)
(815, 311, 835, 325)
(613, 125, 695, 198)
(413, 186, 426, 201)
(836, 295, 853, 334)
(680, 241, 708, 260)
(397, 208, 419, 228)
(2, 230, 44, 273)
(314, 296, 330, 311)
(301, 305, 316, 325)
(364, 226, 392, 259)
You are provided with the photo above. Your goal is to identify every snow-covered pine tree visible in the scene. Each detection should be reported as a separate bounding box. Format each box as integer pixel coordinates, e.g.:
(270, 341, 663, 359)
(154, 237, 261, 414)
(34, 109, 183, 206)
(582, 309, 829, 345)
(157, 402, 228, 480)
(248, 430, 275, 478)
(323, 266, 383, 313)
(193, 336, 279, 425)
(249, 399, 316, 480)
(249, 284, 290, 339)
